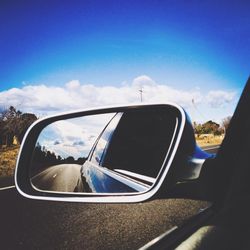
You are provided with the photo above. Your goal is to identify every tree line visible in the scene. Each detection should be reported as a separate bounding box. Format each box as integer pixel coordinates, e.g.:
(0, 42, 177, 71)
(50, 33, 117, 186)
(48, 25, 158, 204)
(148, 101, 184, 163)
(194, 116, 231, 137)
(31, 143, 86, 176)
(0, 106, 37, 147)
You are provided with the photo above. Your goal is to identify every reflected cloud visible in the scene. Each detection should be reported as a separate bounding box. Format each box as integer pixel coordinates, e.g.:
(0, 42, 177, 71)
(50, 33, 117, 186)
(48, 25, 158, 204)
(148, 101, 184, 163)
(73, 141, 85, 146)
(37, 113, 115, 160)
(54, 140, 61, 145)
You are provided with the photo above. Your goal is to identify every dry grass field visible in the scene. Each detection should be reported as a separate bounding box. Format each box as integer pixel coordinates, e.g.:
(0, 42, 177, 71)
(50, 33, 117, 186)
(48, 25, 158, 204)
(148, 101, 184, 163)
(196, 135, 224, 148)
(0, 146, 20, 177)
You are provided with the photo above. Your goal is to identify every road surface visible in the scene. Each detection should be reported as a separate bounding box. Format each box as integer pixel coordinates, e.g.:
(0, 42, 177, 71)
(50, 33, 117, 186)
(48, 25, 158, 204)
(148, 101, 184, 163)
(0, 146, 217, 249)
(0, 187, 210, 249)
(31, 164, 81, 192)
(201, 145, 219, 154)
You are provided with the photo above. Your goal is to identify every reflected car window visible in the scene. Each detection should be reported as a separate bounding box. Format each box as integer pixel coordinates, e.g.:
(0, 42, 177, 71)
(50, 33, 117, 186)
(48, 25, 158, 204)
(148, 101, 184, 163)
(91, 113, 123, 165)
(102, 108, 177, 178)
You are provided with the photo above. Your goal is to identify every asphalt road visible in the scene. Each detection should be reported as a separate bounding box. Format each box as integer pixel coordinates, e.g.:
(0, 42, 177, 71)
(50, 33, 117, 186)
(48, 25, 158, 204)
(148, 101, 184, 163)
(31, 164, 81, 192)
(201, 145, 219, 154)
(0, 187, 210, 249)
(0, 146, 217, 249)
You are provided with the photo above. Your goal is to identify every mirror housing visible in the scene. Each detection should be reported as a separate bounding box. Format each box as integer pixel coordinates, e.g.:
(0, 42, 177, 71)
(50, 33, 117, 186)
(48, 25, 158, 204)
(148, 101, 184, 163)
(15, 103, 208, 203)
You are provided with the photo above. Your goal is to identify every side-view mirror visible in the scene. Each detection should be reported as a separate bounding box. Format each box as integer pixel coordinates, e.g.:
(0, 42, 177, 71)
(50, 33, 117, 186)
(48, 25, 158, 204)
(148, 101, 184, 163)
(15, 103, 212, 203)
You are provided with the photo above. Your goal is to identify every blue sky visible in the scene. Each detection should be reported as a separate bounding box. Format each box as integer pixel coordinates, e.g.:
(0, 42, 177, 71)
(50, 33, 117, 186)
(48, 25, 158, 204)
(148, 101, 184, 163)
(0, 0, 249, 122)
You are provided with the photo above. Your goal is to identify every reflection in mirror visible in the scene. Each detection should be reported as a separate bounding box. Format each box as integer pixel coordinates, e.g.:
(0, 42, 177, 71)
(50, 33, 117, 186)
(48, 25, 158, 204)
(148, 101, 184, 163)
(30, 108, 178, 194)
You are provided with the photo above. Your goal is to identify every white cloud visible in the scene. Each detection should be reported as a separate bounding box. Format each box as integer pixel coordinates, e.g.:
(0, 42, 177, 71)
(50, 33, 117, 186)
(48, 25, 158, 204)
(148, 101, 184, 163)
(132, 75, 156, 88)
(206, 90, 236, 108)
(65, 80, 81, 90)
(0, 75, 237, 122)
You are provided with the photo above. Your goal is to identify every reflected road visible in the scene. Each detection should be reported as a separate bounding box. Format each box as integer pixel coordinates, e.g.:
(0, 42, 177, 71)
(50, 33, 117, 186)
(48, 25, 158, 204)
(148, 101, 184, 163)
(31, 164, 81, 192)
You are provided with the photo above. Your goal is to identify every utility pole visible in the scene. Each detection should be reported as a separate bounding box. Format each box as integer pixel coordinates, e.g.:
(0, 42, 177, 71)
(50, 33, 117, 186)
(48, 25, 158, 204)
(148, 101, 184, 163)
(191, 97, 207, 121)
(139, 87, 143, 102)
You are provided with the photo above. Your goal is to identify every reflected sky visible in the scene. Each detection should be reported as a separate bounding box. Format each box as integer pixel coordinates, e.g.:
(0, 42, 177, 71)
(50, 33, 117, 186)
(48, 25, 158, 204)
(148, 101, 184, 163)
(37, 113, 115, 159)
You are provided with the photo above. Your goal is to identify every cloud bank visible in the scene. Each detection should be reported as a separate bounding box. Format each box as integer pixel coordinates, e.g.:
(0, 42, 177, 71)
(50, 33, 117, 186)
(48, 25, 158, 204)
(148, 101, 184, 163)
(206, 90, 236, 108)
(0, 75, 237, 121)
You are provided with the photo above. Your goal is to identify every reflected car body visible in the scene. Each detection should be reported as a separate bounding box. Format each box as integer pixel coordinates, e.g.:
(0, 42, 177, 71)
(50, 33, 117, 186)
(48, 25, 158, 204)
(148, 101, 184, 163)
(79, 111, 156, 193)
(79, 111, 214, 193)
(80, 161, 149, 193)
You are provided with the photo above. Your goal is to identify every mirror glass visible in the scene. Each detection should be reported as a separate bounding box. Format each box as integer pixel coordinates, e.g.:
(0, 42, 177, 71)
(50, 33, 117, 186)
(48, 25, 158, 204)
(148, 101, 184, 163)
(29, 107, 178, 194)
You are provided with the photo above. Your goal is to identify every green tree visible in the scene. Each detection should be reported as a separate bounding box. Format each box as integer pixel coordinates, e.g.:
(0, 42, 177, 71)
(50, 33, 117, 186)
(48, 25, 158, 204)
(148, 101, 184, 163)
(16, 113, 37, 144)
(194, 120, 221, 136)
(222, 116, 232, 134)
(194, 122, 203, 137)
(0, 106, 37, 147)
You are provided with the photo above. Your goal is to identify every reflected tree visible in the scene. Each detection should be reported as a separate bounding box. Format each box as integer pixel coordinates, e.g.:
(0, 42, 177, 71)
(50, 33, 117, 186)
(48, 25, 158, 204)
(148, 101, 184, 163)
(31, 143, 86, 176)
